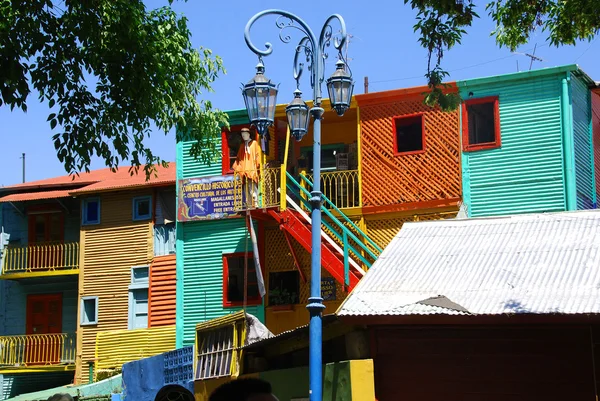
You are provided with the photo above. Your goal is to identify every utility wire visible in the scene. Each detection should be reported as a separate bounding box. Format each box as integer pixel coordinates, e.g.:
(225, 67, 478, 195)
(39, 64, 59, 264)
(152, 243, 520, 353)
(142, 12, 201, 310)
(574, 37, 598, 62)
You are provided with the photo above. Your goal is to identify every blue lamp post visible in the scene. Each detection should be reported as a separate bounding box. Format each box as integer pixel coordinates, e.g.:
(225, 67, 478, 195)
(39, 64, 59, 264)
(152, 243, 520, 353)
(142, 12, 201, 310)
(242, 10, 354, 401)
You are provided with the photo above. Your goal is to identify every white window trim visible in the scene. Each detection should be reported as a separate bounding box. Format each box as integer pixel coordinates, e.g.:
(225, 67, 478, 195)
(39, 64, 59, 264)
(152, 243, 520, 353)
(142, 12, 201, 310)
(82, 198, 101, 225)
(80, 296, 99, 326)
(132, 196, 152, 221)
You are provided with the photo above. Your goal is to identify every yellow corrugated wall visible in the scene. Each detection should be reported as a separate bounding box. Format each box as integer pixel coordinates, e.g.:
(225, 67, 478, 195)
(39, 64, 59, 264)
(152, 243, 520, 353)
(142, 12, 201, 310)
(95, 325, 176, 374)
(75, 190, 154, 384)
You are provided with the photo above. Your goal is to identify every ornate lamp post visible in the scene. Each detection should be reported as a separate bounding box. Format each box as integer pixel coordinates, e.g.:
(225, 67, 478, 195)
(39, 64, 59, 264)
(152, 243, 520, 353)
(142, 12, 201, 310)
(243, 9, 354, 401)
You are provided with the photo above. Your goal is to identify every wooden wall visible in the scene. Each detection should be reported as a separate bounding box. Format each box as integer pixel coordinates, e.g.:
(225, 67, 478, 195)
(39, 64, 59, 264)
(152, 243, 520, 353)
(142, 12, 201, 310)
(76, 190, 154, 384)
(357, 95, 461, 208)
(372, 325, 597, 401)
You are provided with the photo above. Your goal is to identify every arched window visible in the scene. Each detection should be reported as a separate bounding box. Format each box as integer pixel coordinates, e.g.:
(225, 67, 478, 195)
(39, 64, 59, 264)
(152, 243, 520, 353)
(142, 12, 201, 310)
(154, 385, 194, 401)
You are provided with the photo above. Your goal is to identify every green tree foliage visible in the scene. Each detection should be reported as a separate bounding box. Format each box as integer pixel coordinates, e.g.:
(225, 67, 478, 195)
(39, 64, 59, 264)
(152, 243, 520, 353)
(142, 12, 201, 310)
(407, 0, 599, 110)
(1, 0, 228, 177)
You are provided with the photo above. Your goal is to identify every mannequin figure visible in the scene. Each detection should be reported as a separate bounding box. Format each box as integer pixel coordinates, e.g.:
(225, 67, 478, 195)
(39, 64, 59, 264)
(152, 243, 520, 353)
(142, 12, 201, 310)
(232, 128, 262, 206)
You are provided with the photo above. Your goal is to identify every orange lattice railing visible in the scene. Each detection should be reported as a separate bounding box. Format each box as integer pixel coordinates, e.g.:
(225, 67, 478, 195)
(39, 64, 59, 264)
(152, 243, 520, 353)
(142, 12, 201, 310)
(0, 333, 76, 367)
(1, 242, 80, 276)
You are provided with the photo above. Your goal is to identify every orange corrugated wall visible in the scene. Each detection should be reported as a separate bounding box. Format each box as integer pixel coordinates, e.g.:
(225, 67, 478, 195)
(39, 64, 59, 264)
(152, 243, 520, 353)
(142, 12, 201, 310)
(358, 98, 461, 207)
(149, 254, 176, 327)
(592, 91, 600, 203)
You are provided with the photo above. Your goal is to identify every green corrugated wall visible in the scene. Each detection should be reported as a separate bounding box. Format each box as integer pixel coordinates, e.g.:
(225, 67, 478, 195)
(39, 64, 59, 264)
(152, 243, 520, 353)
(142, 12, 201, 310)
(459, 71, 567, 217)
(571, 74, 596, 209)
(175, 109, 257, 348)
(179, 218, 264, 347)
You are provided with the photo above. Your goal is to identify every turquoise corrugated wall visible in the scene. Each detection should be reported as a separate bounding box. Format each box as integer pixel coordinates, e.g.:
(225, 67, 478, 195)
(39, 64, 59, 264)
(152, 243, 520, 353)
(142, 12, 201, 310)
(179, 140, 222, 179)
(460, 73, 567, 217)
(571, 75, 596, 209)
(179, 218, 264, 347)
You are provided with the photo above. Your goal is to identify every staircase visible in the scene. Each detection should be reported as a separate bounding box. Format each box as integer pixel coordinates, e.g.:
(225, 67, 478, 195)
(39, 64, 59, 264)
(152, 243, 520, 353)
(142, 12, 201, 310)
(267, 172, 383, 292)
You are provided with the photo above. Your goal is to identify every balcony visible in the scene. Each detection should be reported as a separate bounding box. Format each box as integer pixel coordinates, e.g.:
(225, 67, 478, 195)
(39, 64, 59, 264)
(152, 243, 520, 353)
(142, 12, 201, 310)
(303, 170, 360, 209)
(1, 242, 80, 279)
(0, 333, 76, 372)
(233, 167, 282, 211)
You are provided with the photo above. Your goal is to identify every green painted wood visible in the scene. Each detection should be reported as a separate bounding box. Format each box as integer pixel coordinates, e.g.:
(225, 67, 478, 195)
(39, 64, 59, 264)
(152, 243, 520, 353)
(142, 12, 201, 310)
(571, 74, 595, 209)
(459, 72, 567, 217)
(180, 218, 264, 347)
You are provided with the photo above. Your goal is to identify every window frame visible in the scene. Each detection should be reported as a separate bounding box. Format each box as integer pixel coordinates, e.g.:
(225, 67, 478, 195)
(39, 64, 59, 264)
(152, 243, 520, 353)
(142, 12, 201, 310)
(128, 265, 149, 329)
(221, 125, 252, 175)
(132, 196, 152, 221)
(222, 252, 262, 307)
(391, 112, 426, 157)
(462, 96, 501, 152)
(300, 143, 346, 172)
(82, 197, 101, 226)
(80, 296, 99, 326)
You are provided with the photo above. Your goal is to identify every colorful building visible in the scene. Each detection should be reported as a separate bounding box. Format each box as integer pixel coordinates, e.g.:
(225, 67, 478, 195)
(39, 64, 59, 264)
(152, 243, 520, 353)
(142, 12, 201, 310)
(0, 165, 178, 398)
(459, 65, 598, 217)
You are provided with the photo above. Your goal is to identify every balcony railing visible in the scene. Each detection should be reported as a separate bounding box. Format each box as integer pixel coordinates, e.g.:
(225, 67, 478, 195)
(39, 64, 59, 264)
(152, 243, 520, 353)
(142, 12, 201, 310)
(1, 242, 80, 276)
(0, 333, 76, 368)
(304, 170, 360, 209)
(233, 167, 282, 211)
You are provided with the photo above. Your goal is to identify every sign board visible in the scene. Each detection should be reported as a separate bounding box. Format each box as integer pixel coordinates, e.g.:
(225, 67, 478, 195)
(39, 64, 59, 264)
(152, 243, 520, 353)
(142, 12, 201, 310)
(178, 175, 238, 221)
(321, 277, 336, 301)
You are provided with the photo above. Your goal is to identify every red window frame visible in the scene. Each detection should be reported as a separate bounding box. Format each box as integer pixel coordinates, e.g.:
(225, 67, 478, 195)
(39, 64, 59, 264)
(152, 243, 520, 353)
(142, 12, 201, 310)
(221, 125, 252, 175)
(462, 96, 501, 152)
(391, 113, 426, 156)
(222, 252, 262, 307)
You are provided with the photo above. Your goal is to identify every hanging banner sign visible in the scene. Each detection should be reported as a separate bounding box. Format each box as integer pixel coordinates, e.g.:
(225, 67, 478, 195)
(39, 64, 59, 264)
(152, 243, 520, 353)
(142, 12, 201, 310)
(177, 175, 239, 221)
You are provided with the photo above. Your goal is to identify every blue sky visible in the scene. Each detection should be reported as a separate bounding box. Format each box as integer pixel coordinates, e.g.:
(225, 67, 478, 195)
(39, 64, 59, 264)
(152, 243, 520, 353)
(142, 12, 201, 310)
(1, 0, 598, 186)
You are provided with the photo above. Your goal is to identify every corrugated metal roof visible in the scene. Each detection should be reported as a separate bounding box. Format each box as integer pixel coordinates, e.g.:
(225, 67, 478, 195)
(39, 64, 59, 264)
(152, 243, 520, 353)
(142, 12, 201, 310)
(338, 210, 600, 317)
(244, 314, 338, 349)
(0, 189, 72, 203)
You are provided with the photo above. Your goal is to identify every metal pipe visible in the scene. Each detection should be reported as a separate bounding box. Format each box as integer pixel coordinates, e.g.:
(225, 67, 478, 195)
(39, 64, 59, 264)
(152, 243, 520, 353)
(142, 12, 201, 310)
(561, 73, 576, 210)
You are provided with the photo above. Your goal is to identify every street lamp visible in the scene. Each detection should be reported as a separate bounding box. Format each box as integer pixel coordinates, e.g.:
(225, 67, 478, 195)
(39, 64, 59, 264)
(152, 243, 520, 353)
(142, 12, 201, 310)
(243, 9, 354, 401)
(241, 61, 279, 137)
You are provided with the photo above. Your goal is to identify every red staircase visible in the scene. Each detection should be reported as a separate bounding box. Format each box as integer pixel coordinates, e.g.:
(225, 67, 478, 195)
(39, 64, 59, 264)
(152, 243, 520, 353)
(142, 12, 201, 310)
(268, 208, 361, 291)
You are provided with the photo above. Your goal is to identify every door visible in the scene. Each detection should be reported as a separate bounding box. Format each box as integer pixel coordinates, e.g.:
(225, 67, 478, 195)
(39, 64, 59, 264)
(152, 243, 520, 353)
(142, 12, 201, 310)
(27, 212, 64, 269)
(26, 294, 62, 364)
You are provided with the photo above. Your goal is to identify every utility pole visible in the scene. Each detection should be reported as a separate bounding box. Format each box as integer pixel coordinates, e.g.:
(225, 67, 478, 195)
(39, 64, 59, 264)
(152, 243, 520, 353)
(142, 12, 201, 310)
(364, 76, 369, 94)
(20, 153, 25, 183)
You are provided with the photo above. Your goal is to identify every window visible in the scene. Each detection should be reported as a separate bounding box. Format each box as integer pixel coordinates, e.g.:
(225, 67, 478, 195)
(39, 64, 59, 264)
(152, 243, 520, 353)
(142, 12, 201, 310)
(268, 271, 300, 306)
(80, 296, 98, 325)
(222, 253, 260, 307)
(392, 114, 425, 155)
(129, 265, 149, 329)
(133, 196, 152, 221)
(301, 144, 346, 172)
(82, 198, 100, 225)
(195, 320, 245, 380)
(222, 128, 249, 174)
(462, 96, 501, 151)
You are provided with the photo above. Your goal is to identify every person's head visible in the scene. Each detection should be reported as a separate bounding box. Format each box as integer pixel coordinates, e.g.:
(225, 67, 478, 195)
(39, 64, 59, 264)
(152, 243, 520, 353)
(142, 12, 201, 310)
(209, 378, 278, 401)
(241, 128, 251, 142)
(47, 394, 74, 401)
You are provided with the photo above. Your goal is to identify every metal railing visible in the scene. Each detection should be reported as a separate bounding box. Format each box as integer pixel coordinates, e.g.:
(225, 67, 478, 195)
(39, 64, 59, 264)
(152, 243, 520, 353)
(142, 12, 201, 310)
(233, 167, 282, 211)
(1, 242, 80, 275)
(304, 170, 360, 209)
(0, 333, 76, 367)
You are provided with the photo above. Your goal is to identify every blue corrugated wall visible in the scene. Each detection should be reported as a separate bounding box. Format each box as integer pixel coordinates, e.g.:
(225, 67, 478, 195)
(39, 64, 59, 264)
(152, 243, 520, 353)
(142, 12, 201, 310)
(460, 72, 567, 217)
(571, 74, 596, 209)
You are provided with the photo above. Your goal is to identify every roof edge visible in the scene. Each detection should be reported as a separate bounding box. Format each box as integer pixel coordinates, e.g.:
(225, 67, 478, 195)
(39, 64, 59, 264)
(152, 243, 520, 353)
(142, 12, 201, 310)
(457, 64, 587, 88)
(355, 83, 458, 106)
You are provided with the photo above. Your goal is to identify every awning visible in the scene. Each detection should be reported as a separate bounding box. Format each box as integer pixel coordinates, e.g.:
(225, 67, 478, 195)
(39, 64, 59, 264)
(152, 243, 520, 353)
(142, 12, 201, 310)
(0, 190, 72, 203)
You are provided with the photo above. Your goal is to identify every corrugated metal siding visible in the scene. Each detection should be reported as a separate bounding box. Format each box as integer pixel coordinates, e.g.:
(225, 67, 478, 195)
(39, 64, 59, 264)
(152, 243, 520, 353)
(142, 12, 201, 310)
(572, 75, 594, 209)
(339, 210, 600, 317)
(149, 255, 176, 327)
(95, 325, 175, 372)
(593, 92, 600, 202)
(0, 372, 74, 400)
(180, 218, 264, 347)
(460, 74, 566, 217)
(179, 140, 222, 179)
(77, 190, 154, 384)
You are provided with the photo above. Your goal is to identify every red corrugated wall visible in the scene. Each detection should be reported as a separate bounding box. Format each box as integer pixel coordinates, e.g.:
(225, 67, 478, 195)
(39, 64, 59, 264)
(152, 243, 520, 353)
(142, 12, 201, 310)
(149, 254, 176, 327)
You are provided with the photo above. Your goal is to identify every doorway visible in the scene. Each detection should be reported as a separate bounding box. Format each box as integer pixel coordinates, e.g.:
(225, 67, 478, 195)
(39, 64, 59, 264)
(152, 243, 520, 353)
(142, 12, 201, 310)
(26, 294, 63, 364)
(27, 212, 64, 269)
